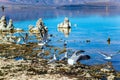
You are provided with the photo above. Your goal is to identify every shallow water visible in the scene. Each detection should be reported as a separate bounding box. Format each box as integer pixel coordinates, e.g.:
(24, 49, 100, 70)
(1, 7, 120, 71)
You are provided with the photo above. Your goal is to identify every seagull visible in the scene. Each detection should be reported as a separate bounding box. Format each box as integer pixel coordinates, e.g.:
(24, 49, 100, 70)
(16, 38, 21, 45)
(9, 37, 15, 43)
(43, 31, 48, 43)
(23, 33, 29, 44)
(98, 51, 120, 60)
(107, 37, 111, 45)
(38, 32, 48, 46)
(67, 50, 86, 65)
(37, 47, 45, 57)
(64, 40, 67, 47)
(3, 36, 8, 41)
(59, 51, 68, 61)
(47, 53, 57, 64)
(38, 41, 46, 46)
(19, 33, 29, 44)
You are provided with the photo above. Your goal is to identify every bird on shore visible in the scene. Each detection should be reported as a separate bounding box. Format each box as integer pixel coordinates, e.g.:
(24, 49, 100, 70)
(38, 41, 46, 46)
(38, 33, 48, 46)
(9, 37, 15, 43)
(19, 33, 29, 44)
(16, 37, 21, 45)
(37, 47, 45, 57)
(64, 40, 67, 47)
(47, 53, 57, 64)
(68, 50, 88, 65)
(98, 51, 120, 60)
(59, 51, 68, 61)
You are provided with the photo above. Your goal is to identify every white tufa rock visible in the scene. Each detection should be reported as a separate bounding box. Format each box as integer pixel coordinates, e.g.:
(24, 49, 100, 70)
(58, 17, 71, 28)
(0, 16, 15, 31)
(7, 19, 14, 30)
(0, 16, 7, 30)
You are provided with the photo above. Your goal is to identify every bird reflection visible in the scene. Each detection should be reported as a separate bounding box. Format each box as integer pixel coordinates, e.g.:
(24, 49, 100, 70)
(57, 27, 71, 37)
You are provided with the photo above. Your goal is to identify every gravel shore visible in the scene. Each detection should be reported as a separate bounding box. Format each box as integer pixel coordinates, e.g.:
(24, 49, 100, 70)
(0, 44, 120, 80)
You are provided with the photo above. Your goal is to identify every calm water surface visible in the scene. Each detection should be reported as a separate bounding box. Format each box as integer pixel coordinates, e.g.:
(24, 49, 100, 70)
(1, 7, 120, 71)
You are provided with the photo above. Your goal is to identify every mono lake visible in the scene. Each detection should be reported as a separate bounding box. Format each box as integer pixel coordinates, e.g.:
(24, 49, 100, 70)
(1, 7, 120, 71)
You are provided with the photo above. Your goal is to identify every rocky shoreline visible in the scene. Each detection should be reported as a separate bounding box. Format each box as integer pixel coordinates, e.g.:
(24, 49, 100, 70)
(0, 44, 120, 80)
(0, 57, 120, 80)
(0, 15, 120, 80)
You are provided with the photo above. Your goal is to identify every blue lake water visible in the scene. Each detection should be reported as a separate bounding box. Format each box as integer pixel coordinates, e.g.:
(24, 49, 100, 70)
(1, 7, 120, 71)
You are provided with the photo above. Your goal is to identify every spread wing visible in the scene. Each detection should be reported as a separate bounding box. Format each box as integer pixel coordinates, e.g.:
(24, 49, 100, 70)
(98, 51, 110, 58)
(111, 51, 120, 57)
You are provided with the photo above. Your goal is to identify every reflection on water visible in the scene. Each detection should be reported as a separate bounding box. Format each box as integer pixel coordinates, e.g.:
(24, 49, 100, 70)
(0, 7, 120, 21)
(57, 27, 71, 37)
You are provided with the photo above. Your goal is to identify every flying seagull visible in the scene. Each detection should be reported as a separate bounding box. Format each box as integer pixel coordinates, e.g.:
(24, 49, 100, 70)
(98, 51, 120, 60)
(68, 50, 87, 65)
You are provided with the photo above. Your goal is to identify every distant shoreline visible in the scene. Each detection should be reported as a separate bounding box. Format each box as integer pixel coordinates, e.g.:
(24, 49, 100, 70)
(0, 1, 120, 9)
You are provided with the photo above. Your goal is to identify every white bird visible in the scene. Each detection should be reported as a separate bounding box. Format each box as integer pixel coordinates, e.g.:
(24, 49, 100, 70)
(16, 38, 21, 45)
(38, 41, 46, 46)
(59, 51, 68, 61)
(19, 33, 29, 44)
(3, 36, 8, 41)
(64, 40, 67, 47)
(67, 50, 86, 65)
(37, 47, 45, 57)
(98, 51, 120, 60)
(47, 53, 57, 64)
(9, 37, 15, 43)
